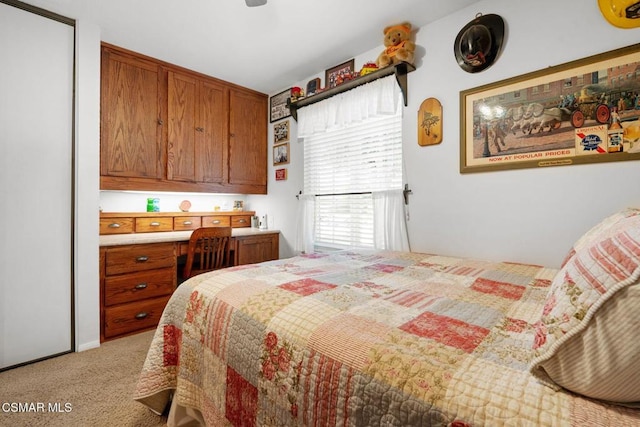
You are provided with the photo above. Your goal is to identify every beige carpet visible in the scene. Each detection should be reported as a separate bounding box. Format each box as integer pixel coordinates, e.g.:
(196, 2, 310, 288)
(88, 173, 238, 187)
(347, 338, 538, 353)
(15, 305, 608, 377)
(0, 330, 167, 427)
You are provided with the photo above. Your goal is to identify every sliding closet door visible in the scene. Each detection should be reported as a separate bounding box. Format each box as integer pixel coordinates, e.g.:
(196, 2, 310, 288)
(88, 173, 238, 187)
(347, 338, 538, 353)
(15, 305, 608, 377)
(0, 1, 74, 369)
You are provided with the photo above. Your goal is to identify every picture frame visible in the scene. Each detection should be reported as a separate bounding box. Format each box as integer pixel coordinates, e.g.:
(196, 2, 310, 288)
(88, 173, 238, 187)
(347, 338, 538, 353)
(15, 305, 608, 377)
(306, 78, 322, 96)
(325, 59, 355, 89)
(273, 143, 290, 166)
(270, 88, 291, 123)
(460, 43, 640, 174)
(273, 120, 290, 144)
(275, 168, 287, 181)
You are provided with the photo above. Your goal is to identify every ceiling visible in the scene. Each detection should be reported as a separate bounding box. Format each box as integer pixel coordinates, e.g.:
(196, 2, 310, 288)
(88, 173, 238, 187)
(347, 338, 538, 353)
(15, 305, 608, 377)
(22, 0, 483, 94)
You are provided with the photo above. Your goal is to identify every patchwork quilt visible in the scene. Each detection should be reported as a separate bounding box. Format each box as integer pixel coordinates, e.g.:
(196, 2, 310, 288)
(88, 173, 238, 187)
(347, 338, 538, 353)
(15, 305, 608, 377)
(134, 250, 640, 426)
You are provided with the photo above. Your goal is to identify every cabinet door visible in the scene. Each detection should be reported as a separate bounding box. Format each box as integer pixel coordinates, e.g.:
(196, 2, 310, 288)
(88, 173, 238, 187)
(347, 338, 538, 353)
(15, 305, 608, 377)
(168, 71, 228, 184)
(101, 48, 162, 179)
(167, 71, 197, 182)
(198, 80, 228, 183)
(236, 234, 279, 265)
(229, 89, 267, 186)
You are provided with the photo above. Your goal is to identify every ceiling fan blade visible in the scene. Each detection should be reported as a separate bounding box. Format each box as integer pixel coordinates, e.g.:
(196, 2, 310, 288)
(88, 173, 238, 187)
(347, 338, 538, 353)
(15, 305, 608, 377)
(245, 0, 267, 6)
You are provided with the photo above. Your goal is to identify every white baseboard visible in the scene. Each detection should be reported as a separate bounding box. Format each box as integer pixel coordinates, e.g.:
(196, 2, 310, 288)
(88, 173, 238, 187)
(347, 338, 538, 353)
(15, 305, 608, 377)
(77, 340, 100, 352)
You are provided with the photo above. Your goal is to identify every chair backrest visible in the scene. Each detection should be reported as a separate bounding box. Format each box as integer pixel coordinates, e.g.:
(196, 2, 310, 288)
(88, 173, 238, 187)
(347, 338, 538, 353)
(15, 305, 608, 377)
(182, 227, 233, 279)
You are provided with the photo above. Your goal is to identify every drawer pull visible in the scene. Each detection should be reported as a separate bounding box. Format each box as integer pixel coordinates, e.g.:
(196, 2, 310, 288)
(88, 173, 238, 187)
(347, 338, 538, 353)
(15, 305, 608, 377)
(136, 256, 149, 262)
(238, 219, 246, 223)
(135, 312, 148, 320)
(108, 223, 121, 228)
(150, 222, 161, 226)
(183, 221, 192, 225)
(134, 282, 148, 290)
(212, 220, 221, 224)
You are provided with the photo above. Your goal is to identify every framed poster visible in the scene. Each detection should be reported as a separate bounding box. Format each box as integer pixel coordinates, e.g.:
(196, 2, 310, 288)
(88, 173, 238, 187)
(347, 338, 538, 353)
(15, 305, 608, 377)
(460, 43, 640, 173)
(270, 88, 291, 123)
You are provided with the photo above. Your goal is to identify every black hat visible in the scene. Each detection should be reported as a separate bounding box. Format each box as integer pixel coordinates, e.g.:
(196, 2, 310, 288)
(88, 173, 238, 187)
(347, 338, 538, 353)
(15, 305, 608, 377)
(454, 13, 505, 73)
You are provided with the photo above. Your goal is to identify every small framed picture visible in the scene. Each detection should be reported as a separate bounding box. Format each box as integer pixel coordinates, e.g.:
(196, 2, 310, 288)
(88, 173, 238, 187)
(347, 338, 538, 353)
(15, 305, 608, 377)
(270, 88, 291, 123)
(273, 120, 290, 144)
(325, 59, 355, 89)
(275, 168, 287, 181)
(273, 143, 290, 166)
(233, 200, 244, 211)
(306, 78, 322, 96)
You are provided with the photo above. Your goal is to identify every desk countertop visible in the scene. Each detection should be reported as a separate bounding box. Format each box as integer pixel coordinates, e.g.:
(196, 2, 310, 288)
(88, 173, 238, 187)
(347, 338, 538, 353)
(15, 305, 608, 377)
(100, 228, 280, 247)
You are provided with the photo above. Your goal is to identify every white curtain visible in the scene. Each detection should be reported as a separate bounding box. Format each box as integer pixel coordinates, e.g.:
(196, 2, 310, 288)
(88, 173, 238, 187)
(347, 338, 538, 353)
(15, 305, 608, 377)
(372, 190, 410, 251)
(297, 75, 401, 138)
(295, 75, 408, 253)
(294, 194, 316, 254)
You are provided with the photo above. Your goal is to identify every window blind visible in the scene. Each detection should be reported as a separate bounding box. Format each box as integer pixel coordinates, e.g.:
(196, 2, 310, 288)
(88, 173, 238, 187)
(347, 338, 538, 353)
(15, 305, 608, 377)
(303, 110, 403, 249)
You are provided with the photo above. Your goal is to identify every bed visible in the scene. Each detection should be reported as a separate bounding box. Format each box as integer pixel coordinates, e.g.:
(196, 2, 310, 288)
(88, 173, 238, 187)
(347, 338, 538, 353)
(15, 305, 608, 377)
(134, 208, 640, 426)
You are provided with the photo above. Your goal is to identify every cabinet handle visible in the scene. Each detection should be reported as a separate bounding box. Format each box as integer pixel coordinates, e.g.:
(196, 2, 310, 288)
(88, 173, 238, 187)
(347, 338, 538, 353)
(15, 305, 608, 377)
(158, 119, 163, 125)
(238, 219, 246, 223)
(135, 312, 148, 320)
(136, 256, 149, 262)
(134, 282, 148, 290)
(195, 127, 204, 132)
(183, 221, 192, 225)
(108, 223, 121, 228)
(150, 222, 161, 226)
(212, 220, 221, 224)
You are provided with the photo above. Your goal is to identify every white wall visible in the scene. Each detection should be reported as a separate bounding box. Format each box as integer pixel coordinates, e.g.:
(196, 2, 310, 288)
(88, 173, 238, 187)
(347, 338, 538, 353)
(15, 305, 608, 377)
(75, 19, 101, 352)
(100, 191, 247, 213)
(252, 0, 640, 267)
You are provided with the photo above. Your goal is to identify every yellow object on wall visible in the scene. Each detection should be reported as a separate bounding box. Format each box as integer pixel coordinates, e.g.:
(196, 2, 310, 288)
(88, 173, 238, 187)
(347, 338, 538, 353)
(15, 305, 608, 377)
(598, 0, 640, 28)
(418, 98, 443, 146)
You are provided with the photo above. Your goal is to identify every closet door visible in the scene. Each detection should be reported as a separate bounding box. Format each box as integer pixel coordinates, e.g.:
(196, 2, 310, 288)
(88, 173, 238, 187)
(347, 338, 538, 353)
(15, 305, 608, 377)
(0, 1, 74, 369)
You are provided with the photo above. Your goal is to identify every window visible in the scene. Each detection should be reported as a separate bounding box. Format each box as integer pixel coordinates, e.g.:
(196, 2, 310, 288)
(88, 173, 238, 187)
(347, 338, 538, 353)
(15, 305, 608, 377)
(303, 103, 403, 250)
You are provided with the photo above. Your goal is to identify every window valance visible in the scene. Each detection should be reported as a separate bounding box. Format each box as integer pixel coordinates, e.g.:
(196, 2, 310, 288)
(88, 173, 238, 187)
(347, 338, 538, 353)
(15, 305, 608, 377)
(297, 75, 401, 138)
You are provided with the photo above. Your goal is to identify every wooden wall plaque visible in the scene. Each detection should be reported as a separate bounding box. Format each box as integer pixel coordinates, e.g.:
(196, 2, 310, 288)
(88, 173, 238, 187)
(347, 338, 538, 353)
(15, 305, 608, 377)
(418, 98, 443, 146)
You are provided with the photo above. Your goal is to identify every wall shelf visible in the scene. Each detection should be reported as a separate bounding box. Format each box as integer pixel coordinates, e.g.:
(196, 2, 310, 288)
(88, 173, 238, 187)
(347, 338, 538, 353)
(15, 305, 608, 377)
(288, 62, 415, 121)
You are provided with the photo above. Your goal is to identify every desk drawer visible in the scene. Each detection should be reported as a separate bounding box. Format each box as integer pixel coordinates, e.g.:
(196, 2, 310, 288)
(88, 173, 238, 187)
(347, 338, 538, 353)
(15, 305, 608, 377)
(100, 218, 134, 235)
(174, 216, 201, 231)
(231, 215, 251, 228)
(104, 267, 175, 306)
(105, 243, 175, 275)
(135, 217, 173, 233)
(202, 215, 231, 227)
(103, 295, 171, 338)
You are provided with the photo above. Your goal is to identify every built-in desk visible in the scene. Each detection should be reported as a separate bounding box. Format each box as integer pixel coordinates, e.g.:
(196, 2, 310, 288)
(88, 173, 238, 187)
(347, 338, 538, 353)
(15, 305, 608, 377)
(99, 228, 279, 342)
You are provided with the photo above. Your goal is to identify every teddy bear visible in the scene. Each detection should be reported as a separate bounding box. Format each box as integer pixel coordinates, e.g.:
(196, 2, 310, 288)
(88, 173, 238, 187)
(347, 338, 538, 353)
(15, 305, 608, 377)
(376, 22, 415, 68)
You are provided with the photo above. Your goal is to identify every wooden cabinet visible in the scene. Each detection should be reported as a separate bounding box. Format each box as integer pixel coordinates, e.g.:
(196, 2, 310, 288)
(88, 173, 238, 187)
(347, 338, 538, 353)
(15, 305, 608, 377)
(100, 217, 134, 235)
(229, 89, 268, 187)
(100, 43, 267, 194)
(99, 211, 253, 235)
(167, 71, 228, 184)
(100, 47, 163, 180)
(100, 242, 176, 341)
(235, 233, 279, 265)
(99, 232, 279, 342)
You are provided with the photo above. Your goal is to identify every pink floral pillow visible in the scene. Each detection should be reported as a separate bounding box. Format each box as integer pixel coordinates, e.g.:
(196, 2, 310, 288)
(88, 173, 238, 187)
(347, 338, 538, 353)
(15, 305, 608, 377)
(530, 209, 640, 404)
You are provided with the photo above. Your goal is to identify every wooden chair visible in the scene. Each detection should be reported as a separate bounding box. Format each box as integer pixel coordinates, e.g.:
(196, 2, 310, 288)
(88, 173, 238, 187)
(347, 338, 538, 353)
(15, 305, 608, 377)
(182, 227, 233, 279)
